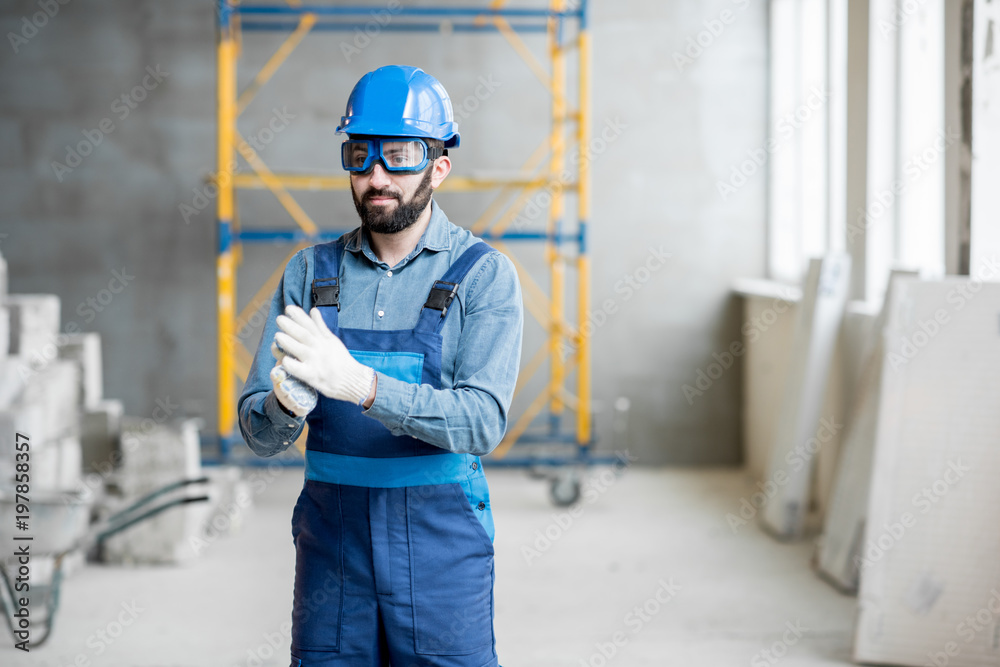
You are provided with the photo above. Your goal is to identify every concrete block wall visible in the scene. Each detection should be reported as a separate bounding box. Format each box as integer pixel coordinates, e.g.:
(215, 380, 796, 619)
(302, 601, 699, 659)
(0, 246, 219, 565)
(0, 287, 85, 491)
(1, 0, 769, 465)
(102, 417, 207, 564)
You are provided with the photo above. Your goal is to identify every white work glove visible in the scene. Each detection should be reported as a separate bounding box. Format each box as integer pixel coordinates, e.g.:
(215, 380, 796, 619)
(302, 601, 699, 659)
(269, 339, 318, 417)
(274, 305, 376, 405)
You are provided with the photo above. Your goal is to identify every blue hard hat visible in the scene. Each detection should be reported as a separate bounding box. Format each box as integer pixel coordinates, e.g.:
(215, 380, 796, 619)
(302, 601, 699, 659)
(336, 65, 461, 148)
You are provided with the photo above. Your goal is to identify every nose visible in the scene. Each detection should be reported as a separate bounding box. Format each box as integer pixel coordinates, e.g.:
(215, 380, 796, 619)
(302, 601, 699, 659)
(368, 162, 391, 188)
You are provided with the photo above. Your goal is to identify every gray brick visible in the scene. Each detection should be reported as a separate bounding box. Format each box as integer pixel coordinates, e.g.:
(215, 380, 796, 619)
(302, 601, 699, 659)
(0, 306, 8, 358)
(7, 293, 59, 358)
(102, 417, 206, 564)
(58, 331, 102, 409)
(0, 408, 42, 490)
(15, 359, 80, 442)
(0, 358, 27, 411)
(81, 398, 122, 476)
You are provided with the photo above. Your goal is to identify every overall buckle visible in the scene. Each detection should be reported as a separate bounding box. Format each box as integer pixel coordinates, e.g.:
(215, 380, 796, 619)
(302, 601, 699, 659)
(312, 277, 340, 311)
(424, 280, 459, 317)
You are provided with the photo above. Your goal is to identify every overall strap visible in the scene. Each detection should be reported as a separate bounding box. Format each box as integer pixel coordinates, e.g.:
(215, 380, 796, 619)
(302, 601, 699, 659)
(311, 241, 344, 328)
(415, 241, 495, 333)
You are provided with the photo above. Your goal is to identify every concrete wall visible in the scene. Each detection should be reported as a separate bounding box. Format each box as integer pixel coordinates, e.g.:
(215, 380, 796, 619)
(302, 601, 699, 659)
(0, 0, 767, 465)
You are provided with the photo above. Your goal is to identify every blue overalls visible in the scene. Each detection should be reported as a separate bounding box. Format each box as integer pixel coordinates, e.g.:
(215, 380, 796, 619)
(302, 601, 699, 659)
(290, 240, 499, 667)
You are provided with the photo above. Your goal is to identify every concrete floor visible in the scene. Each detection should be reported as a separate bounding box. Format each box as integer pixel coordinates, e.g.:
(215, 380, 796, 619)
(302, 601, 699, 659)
(1, 466, 859, 666)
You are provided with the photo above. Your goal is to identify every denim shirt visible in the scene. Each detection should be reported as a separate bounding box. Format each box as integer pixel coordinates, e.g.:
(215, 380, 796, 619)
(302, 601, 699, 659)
(237, 201, 524, 459)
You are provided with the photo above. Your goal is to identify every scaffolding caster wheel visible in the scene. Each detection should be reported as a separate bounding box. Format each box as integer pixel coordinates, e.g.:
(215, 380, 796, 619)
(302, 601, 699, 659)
(549, 472, 581, 507)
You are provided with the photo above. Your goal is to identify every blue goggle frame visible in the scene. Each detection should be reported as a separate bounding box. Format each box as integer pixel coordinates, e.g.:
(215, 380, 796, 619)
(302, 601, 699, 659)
(341, 137, 445, 175)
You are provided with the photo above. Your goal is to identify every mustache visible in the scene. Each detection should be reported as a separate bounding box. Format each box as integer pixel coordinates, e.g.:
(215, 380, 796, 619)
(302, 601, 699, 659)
(363, 188, 400, 202)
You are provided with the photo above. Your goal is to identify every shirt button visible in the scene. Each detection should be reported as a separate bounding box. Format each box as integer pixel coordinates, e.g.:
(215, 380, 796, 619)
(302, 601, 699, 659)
(282, 441, 289, 445)
(476, 501, 486, 511)
(386, 270, 393, 277)
(377, 310, 385, 317)
(471, 461, 478, 471)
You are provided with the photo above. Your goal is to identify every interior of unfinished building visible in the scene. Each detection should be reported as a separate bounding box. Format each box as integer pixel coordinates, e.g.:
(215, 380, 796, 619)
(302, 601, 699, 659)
(1, 1, 998, 666)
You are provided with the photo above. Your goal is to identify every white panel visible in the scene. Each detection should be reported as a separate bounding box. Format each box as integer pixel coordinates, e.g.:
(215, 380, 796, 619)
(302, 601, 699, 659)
(854, 279, 1000, 666)
(760, 254, 852, 538)
(816, 269, 918, 592)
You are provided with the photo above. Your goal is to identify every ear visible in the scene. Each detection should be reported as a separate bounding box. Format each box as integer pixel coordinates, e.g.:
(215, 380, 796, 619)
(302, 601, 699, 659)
(430, 154, 451, 189)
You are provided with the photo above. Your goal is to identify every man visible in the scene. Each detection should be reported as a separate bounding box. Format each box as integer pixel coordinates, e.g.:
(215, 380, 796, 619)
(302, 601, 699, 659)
(238, 65, 523, 667)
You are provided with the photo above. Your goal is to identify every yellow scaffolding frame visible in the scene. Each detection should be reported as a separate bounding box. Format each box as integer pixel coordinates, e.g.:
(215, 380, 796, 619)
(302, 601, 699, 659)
(216, 1, 592, 460)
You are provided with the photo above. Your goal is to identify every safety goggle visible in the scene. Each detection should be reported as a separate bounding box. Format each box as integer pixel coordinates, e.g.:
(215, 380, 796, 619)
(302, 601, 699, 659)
(341, 138, 445, 175)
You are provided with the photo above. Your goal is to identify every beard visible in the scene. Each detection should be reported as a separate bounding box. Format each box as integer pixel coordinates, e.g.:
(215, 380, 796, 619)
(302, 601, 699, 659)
(352, 167, 434, 235)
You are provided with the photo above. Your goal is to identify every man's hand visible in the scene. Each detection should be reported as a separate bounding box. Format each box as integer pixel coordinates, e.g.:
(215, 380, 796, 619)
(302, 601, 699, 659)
(275, 305, 376, 405)
(269, 340, 318, 417)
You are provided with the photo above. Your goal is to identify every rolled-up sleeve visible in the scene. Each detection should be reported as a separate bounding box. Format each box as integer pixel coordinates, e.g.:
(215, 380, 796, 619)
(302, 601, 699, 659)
(237, 250, 309, 457)
(362, 251, 523, 456)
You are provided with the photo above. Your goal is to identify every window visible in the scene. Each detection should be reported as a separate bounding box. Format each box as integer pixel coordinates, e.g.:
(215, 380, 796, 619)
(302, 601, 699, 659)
(768, 0, 962, 303)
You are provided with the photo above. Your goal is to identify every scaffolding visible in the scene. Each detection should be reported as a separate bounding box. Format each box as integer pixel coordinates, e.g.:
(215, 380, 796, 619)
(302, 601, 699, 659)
(215, 1, 601, 483)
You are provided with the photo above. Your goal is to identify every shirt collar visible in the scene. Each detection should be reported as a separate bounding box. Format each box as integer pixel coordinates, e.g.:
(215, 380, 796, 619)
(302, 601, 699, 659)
(344, 199, 452, 265)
